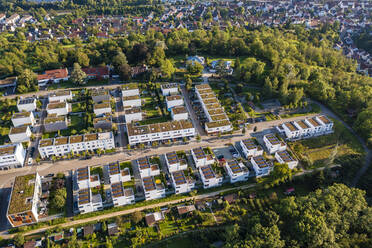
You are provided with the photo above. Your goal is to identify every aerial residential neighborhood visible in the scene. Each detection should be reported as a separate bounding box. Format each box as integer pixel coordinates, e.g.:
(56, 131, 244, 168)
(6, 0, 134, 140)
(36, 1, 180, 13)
(0, 0, 370, 247)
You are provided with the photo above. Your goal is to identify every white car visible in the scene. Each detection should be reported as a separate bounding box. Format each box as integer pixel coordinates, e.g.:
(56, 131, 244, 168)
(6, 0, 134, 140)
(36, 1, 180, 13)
(28, 157, 33, 165)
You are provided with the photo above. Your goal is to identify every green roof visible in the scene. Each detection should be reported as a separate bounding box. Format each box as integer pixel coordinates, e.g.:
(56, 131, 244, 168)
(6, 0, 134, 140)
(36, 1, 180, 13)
(8, 174, 36, 214)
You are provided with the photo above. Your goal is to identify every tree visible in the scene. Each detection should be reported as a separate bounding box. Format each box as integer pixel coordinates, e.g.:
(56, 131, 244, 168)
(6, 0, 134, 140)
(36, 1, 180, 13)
(160, 59, 175, 79)
(112, 51, 128, 74)
(186, 61, 204, 75)
(70, 63, 86, 85)
(16, 69, 38, 93)
(131, 211, 143, 224)
(196, 134, 201, 142)
(118, 63, 131, 81)
(51, 188, 67, 210)
(13, 233, 25, 247)
(216, 60, 229, 78)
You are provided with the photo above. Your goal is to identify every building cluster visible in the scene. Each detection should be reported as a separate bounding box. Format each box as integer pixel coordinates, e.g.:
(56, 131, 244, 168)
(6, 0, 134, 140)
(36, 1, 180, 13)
(194, 84, 232, 134)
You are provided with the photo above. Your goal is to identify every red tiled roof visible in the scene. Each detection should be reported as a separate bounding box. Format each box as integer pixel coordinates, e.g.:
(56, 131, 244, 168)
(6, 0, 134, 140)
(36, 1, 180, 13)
(37, 68, 68, 81)
(82, 67, 109, 77)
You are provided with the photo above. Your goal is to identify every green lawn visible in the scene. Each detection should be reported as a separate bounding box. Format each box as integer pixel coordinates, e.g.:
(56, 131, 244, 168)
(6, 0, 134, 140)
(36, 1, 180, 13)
(71, 102, 86, 112)
(42, 132, 57, 139)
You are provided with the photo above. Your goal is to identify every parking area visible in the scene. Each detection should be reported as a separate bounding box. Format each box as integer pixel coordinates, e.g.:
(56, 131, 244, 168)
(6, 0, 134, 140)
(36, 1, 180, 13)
(212, 145, 241, 162)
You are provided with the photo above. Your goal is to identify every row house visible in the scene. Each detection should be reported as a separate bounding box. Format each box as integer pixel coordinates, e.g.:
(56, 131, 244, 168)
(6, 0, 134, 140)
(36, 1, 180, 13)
(191, 147, 215, 168)
(75, 167, 101, 190)
(91, 88, 110, 103)
(93, 101, 111, 116)
(17, 98, 37, 112)
(126, 120, 195, 146)
(7, 173, 41, 227)
(240, 139, 263, 159)
(165, 151, 188, 172)
(171, 170, 196, 194)
(137, 157, 160, 178)
(275, 150, 298, 169)
(104, 162, 131, 184)
(171, 106, 188, 121)
(123, 95, 141, 108)
(111, 182, 135, 207)
(48, 90, 72, 103)
(166, 95, 184, 110)
(9, 126, 32, 143)
(37, 69, 69, 87)
(121, 83, 139, 97)
(77, 188, 103, 214)
(11, 111, 35, 127)
(160, 83, 179, 96)
(0, 143, 26, 169)
(43, 115, 68, 132)
(124, 107, 142, 123)
(46, 101, 69, 116)
(199, 165, 223, 189)
(224, 160, 249, 183)
(263, 133, 287, 154)
(250, 155, 273, 177)
(38, 132, 115, 159)
(142, 176, 166, 200)
(93, 115, 112, 130)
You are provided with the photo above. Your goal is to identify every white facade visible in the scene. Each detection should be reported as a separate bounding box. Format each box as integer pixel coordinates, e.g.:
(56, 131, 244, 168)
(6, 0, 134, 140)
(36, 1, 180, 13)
(9, 126, 32, 143)
(0, 143, 26, 169)
(281, 116, 334, 140)
(38, 132, 115, 158)
(137, 157, 160, 178)
(94, 105, 111, 116)
(122, 84, 139, 97)
(123, 97, 141, 107)
(263, 134, 287, 154)
(17, 98, 37, 112)
(46, 102, 69, 116)
(12, 112, 35, 127)
(240, 139, 263, 159)
(111, 182, 135, 207)
(171, 106, 188, 121)
(275, 151, 298, 169)
(191, 147, 215, 168)
(224, 160, 249, 183)
(48, 91, 72, 103)
(77, 189, 103, 214)
(165, 152, 188, 172)
(105, 162, 131, 184)
(124, 107, 142, 123)
(126, 120, 195, 146)
(166, 95, 184, 109)
(250, 156, 273, 177)
(171, 170, 195, 194)
(199, 165, 223, 189)
(142, 177, 166, 200)
(161, 83, 179, 96)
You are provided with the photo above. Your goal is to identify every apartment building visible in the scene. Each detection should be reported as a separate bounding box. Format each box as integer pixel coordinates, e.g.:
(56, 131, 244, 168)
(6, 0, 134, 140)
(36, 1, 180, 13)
(166, 95, 184, 109)
(0, 143, 26, 169)
(48, 90, 72, 103)
(126, 120, 195, 145)
(17, 98, 37, 112)
(91, 88, 110, 103)
(170, 106, 188, 121)
(142, 176, 166, 200)
(75, 167, 101, 190)
(104, 162, 131, 184)
(77, 188, 103, 214)
(160, 83, 179, 96)
(9, 125, 32, 143)
(123, 95, 141, 107)
(224, 160, 249, 183)
(263, 133, 287, 154)
(43, 115, 68, 132)
(137, 157, 160, 178)
(121, 83, 139, 97)
(93, 101, 111, 116)
(38, 132, 115, 158)
(171, 170, 195, 194)
(124, 107, 142, 123)
(240, 139, 264, 158)
(191, 147, 215, 168)
(7, 173, 41, 227)
(93, 115, 112, 130)
(165, 151, 188, 172)
(250, 156, 273, 177)
(46, 102, 69, 116)
(195, 84, 232, 134)
(275, 150, 298, 169)
(111, 182, 135, 207)
(11, 111, 35, 127)
(199, 165, 223, 189)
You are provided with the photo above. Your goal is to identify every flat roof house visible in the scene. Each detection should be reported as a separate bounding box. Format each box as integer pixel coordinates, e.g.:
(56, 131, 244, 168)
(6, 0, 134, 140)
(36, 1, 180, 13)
(94, 101, 111, 116)
(93, 115, 112, 130)
(0, 143, 26, 169)
(137, 157, 160, 178)
(37, 68, 69, 87)
(121, 83, 139, 97)
(171, 106, 188, 121)
(111, 182, 135, 207)
(77, 188, 103, 214)
(7, 173, 41, 227)
(263, 133, 287, 154)
(12, 111, 35, 127)
(142, 176, 166, 200)
(48, 90, 72, 103)
(166, 95, 184, 110)
(9, 125, 31, 143)
(0, 76, 17, 89)
(165, 151, 188, 172)
(124, 107, 142, 123)
(160, 83, 179, 96)
(275, 150, 298, 169)
(46, 101, 69, 116)
(240, 139, 263, 159)
(122, 95, 141, 108)
(191, 147, 215, 168)
(105, 162, 131, 184)
(224, 160, 249, 183)
(198, 165, 223, 189)
(250, 155, 273, 177)
(17, 98, 36, 112)
(44, 115, 68, 132)
(91, 88, 110, 103)
(145, 211, 164, 226)
(171, 170, 195, 194)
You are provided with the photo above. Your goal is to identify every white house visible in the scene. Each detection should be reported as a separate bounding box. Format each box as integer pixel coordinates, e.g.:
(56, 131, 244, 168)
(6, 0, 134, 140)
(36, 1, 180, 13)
(126, 120, 195, 146)
(105, 162, 131, 184)
(8, 126, 32, 143)
(166, 95, 184, 110)
(122, 83, 139, 97)
(12, 112, 35, 127)
(250, 156, 273, 177)
(263, 133, 287, 154)
(0, 143, 26, 169)
(46, 102, 69, 116)
(77, 188, 103, 214)
(165, 151, 188, 172)
(111, 182, 135, 207)
(137, 157, 160, 178)
(75, 167, 101, 190)
(171, 106, 188, 121)
(171, 170, 195, 194)
(160, 83, 179, 96)
(275, 150, 298, 169)
(187, 55, 205, 65)
(48, 90, 72, 103)
(38, 132, 115, 159)
(124, 107, 142, 123)
(123, 95, 141, 107)
(191, 147, 215, 168)
(240, 139, 263, 158)
(142, 176, 166, 200)
(224, 160, 249, 183)
(7, 173, 41, 227)
(17, 98, 37, 112)
(37, 69, 69, 86)
(93, 102, 111, 116)
(91, 88, 110, 103)
(199, 165, 223, 189)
